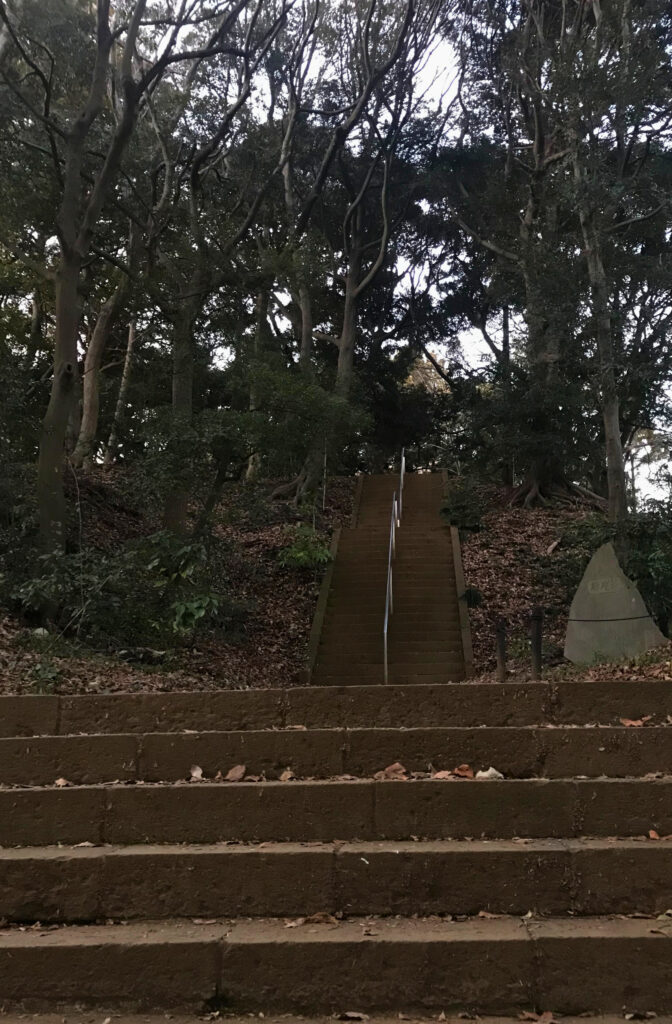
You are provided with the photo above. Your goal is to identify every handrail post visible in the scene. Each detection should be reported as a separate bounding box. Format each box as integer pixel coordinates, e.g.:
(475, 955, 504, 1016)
(383, 452, 406, 685)
(530, 606, 543, 680)
(495, 618, 507, 683)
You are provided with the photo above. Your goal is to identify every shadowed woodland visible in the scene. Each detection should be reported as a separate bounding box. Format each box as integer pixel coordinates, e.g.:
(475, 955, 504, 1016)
(2, 0, 672, 679)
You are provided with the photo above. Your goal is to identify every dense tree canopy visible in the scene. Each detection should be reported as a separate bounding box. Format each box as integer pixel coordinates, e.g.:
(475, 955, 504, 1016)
(1, 0, 672, 579)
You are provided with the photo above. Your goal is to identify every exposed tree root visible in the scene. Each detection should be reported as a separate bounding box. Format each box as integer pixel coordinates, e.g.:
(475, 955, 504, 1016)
(509, 479, 607, 511)
(270, 461, 319, 506)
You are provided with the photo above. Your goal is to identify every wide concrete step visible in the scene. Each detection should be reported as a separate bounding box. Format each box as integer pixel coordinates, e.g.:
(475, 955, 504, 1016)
(2, 682, 668, 736)
(1, 779, 670, 846)
(0, 1016, 646, 1024)
(2, 838, 671, 923)
(6, 725, 671, 786)
(0, 916, 670, 1012)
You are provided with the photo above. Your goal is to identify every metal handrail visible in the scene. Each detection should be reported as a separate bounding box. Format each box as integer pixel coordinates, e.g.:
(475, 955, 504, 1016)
(383, 491, 397, 684)
(383, 449, 407, 683)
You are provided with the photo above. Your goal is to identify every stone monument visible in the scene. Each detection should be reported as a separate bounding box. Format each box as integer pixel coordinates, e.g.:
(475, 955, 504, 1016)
(564, 541, 665, 664)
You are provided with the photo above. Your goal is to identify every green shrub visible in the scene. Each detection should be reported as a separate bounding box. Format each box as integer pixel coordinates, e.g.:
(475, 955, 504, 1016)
(441, 478, 485, 532)
(2, 531, 239, 647)
(277, 525, 332, 570)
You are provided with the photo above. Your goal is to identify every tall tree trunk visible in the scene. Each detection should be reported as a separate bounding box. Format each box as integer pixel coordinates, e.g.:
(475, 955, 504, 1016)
(25, 289, 43, 368)
(72, 270, 130, 469)
(246, 285, 272, 481)
(164, 261, 208, 534)
(297, 276, 313, 372)
(573, 145, 628, 524)
(335, 246, 362, 399)
(500, 305, 514, 486)
(103, 317, 137, 468)
(513, 183, 570, 503)
(584, 229, 628, 523)
(36, 256, 81, 551)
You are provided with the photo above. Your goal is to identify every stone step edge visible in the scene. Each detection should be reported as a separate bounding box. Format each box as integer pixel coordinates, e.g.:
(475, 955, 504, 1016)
(1, 778, 671, 847)
(2, 725, 672, 786)
(0, 1016, 651, 1024)
(2, 838, 671, 924)
(1, 680, 669, 738)
(0, 916, 670, 1013)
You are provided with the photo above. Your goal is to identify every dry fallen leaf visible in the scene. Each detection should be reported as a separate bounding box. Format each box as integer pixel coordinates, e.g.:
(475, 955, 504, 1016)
(619, 715, 653, 727)
(431, 770, 455, 780)
(374, 761, 408, 781)
(189, 765, 204, 782)
(649, 829, 661, 840)
(279, 767, 296, 782)
(224, 764, 246, 782)
(452, 764, 474, 779)
(478, 910, 503, 919)
(304, 912, 338, 925)
(286, 724, 307, 731)
(476, 767, 504, 780)
(54, 777, 69, 788)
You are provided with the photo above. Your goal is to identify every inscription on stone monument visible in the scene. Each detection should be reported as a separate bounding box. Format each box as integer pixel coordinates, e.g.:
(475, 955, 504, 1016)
(587, 577, 622, 595)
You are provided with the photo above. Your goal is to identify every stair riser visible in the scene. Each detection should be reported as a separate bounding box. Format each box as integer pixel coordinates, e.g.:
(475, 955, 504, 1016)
(323, 610, 460, 617)
(1, 682, 667, 736)
(2, 842, 671, 922)
(313, 667, 466, 681)
(317, 639, 463, 650)
(1, 780, 670, 846)
(315, 674, 465, 685)
(316, 652, 462, 665)
(0, 925, 671, 1013)
(8, 726, 672, 785)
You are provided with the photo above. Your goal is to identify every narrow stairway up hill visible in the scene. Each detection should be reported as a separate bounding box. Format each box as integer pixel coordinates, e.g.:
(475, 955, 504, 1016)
(0, 472, 671, 1014)
(312, 472, 469, 685)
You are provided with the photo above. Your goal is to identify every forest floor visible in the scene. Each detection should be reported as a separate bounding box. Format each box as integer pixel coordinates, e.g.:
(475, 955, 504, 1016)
(1, 474, 671, 695)
(0, 474, 354, 695)
(460, 483, 672, 682)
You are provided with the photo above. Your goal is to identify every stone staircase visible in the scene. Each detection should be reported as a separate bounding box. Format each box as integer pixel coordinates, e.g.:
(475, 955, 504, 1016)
(0, 683, 672, 1011)
(312, 473, 469, 685)
(0, 472, 671, 1014)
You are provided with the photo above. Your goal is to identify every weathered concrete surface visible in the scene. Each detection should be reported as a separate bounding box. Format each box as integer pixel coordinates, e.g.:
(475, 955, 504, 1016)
(3, 724, 672, 785)
(565, 542, 666, 663)
(2, 917, 670, 1013)
(1, 779, 671, 848)
(0, 1016, 666, 1024)
(3, 838, 671, 923)
(1, 680, 670, 739)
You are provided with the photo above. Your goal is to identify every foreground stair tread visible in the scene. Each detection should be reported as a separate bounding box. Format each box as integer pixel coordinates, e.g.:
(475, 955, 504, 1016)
(2, 679, 669, 736)
(2, 835, 669, 922)
(1, 916, 670, 1013)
